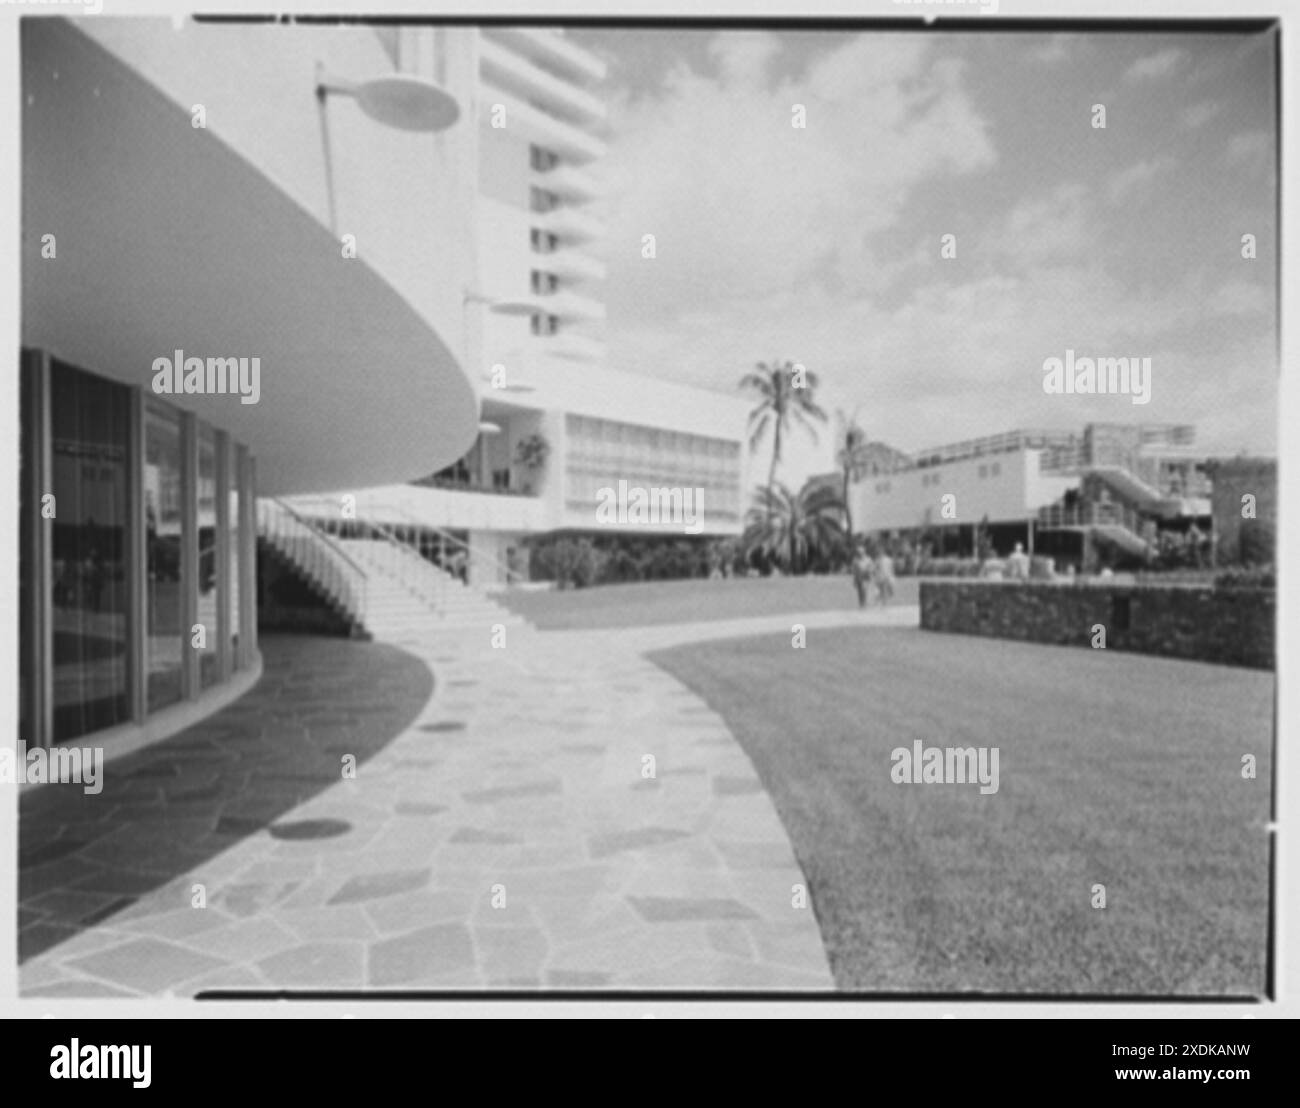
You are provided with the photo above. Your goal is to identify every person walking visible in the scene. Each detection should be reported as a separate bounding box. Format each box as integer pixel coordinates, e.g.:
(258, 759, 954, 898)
(874, 548, 895, 604)
(851, 543, 874, 609)
(1006, 541, 1030, 580)
(447, 548, 469, 584)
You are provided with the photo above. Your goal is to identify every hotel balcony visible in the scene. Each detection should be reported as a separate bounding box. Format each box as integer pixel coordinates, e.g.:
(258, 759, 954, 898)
(327, 481, 551, 535)
(535, 162, 601, 204)
(544, 248, 607, 284)
(479, 92, 606, 164)
(484, 27, 607, 85)
(479, 37, 607, 126)
(544, 205, 605, 244)
(535, 330, 605, 363)
(339, 402, 557, 532)
(540, 289, 606, 324)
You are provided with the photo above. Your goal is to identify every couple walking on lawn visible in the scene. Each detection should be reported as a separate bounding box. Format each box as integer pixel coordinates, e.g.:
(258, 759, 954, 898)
(852, 544, 895, 608)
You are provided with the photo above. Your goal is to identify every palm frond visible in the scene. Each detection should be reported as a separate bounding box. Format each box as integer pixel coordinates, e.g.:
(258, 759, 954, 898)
(737, 371, 774, 396)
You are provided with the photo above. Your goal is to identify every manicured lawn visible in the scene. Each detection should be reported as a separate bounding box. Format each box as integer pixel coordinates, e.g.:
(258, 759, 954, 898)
(499, 574, 919, 630)
(649, 627, 1273, 995)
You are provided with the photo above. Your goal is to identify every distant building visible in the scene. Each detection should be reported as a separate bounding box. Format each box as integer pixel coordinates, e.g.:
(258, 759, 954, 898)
(1205, 457, 1277, 566)
(841, 423, 1213, 570)
(857, 440, 915, 476)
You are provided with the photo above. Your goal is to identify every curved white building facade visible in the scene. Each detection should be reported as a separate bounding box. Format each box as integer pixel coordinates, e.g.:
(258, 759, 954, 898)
(20, 17, 483, 752)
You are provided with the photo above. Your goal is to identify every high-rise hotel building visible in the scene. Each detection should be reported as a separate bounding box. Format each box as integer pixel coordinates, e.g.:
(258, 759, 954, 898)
(320, 27, 751, 582)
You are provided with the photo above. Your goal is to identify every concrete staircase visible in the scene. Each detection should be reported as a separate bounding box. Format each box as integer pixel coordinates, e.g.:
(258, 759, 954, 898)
(335, 536, 527, 641)
(1037, 503, 1154, 560)
(258, 497, 527, 643)
(1089, 523, 1153, 559)
(1086, 465, 1164, 508)
(258, 498, 370, 637)
(1037, 491, 1155, 563)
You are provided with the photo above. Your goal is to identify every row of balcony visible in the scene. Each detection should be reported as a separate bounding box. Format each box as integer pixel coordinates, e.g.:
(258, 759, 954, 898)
(531, 213, 606, 324)
(475, 31, 607, 366)
(541, 204, 604, 244)
(479, 36, 606, 127)
(542, 288, 605, 324)
(484, 291, 604, 328)
(543, 247, 606, 283)
(535, 162, 600, 204)
(484, 27, 607, 85)
(478, 90, 606, 164)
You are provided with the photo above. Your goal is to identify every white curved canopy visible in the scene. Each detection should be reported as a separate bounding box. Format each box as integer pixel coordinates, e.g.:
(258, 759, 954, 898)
(22, 20, 478, 496)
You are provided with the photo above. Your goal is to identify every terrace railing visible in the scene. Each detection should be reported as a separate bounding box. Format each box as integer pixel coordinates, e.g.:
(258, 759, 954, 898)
(1037, 499, 1155, 559)
(1037, 500, 1142, 532)
(411, 474, 538, 498)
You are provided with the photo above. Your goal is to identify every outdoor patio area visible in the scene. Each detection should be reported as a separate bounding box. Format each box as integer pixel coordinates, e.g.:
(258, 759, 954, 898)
(17, 573, 1273, 997)
(20, 605, 916, 994)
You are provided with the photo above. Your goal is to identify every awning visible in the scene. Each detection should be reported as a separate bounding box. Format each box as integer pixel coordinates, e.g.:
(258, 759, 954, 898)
(22, 19, 479, 496)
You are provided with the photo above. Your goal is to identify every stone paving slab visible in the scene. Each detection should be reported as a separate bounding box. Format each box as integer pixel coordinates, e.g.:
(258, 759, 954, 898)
(13, 609, 923, 995)
(18, 635, 434, 968)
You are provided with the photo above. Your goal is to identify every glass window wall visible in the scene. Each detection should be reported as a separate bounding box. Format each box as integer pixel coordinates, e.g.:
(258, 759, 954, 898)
(49, 360, 131, 741)
(197, 426, 220, 688)
(144, 400, 184, 711)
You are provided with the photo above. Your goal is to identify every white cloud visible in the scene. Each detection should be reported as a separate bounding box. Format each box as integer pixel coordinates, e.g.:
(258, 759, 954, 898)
(980, 184, 1092, 267)
(1226, 130, 1271, 169)
(1105, 158, 1171, 204)
(707, 31, 781, 87)
(1182, 100, 1221, 129)
(1027, 34, 1072, 65)
(1124, 48, 1184, 83)
(591, 32, 1276, 481)
(1211, 277, 1271, 317)
(613, 250, 1276, 475)
(600, 33, 996, 356)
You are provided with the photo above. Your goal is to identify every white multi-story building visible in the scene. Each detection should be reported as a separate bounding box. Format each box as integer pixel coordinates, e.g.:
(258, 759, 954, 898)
(312, 27, 751, 584)
(847, 423, 1211, 567)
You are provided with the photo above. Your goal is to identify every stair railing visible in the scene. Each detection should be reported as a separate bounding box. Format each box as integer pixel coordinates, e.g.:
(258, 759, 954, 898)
(1037, 499, 1153, 553)
(281, 495, 453, 610)
(257, 497, 369, 631)
(365, 518, 453, 608)
(365, 505, 522, 589)
(285, 494, 522, 589)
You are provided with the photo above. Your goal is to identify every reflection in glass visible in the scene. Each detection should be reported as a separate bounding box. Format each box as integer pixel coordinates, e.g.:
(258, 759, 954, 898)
(229, 447, 240, 665)
(20, 359, 37, 744)
(198, 427, 219, 688)
(145, 401, 184, 710)
(50, 360, 131, 740)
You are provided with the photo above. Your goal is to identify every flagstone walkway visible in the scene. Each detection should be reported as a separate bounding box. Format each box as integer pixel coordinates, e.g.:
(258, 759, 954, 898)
(19, 604, 917, 995)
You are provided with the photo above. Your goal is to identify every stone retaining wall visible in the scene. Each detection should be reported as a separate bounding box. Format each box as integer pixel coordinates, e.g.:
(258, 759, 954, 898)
(920, 580, 1274, 669)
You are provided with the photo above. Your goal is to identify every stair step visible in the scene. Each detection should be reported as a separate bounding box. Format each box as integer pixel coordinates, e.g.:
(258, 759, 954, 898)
(261, 514, 531, 641)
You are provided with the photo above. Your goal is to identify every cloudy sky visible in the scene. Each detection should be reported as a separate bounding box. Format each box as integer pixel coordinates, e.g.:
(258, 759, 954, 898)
(569, 27, 1278, 486)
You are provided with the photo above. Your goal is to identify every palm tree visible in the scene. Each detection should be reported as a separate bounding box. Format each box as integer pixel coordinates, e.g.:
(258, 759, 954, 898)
(743, 481, 846, 576)
(834, 408, 871, 536)
(738, 360, 828, 520)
